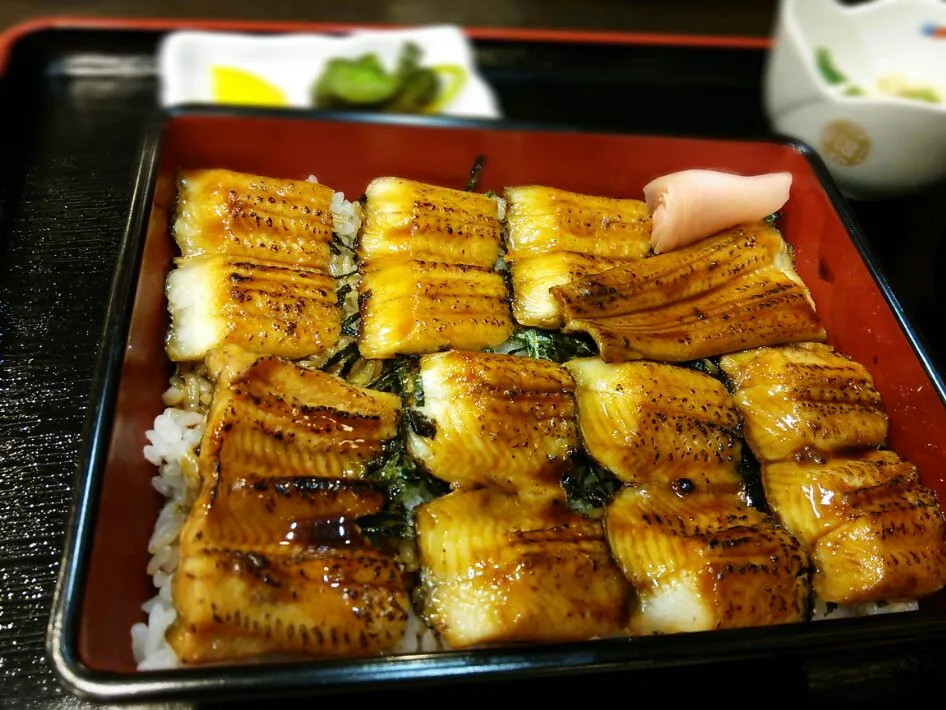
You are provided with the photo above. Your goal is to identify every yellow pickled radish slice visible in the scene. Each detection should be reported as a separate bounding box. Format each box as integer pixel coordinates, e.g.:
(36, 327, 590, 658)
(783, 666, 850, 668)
(210, 66, 289, 106)
(423, 65, 468, 113)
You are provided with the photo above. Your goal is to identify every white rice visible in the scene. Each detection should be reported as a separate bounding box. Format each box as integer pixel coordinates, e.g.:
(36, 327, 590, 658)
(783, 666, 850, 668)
(396, 605, 444, 654)
(329, 189, 363, 244)
(812, 597, 918, 621)
(491, 193, 507, 222)
(131, 404, 205, 670)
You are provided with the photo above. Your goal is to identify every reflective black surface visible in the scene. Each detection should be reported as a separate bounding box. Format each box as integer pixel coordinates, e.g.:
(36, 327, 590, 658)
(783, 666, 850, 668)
(1, 27, 944, 709)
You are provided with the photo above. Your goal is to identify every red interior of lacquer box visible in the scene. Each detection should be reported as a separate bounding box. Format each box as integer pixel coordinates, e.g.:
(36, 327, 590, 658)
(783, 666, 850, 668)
(79, 112, 946, 673)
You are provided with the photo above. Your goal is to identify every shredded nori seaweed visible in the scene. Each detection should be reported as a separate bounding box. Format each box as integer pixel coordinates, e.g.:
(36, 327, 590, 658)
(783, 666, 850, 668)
(367, 356, 422, 403)
(336, 282, 353, 304)
(680, 356, 724, 382)
(737, 446, 768, 513)
(331, 231, 356, 253)
(465, 154, 486, 192)
(321, 341, 362, 379)
(562, 453, 623, 517)
(504, 327, 598, 363)
(340, 311, 361, 337)
(359, 437, 450, 539)
(404, 409, 437, 438)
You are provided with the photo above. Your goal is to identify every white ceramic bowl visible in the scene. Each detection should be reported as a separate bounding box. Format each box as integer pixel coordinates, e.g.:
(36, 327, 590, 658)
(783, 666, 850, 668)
(764, 0, 946, 200)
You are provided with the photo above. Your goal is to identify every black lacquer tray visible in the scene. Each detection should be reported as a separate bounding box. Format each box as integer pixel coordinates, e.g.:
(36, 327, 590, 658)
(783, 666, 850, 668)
(2, 19, 945, 709)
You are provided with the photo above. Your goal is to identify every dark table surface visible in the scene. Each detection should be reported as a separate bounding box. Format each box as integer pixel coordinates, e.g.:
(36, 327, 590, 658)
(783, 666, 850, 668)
(0, 0, 781, 38)
(2, 2, 946, 709)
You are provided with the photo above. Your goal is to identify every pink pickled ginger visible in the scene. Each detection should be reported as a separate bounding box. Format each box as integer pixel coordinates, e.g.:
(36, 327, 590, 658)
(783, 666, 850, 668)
(643, 170, 792, 254)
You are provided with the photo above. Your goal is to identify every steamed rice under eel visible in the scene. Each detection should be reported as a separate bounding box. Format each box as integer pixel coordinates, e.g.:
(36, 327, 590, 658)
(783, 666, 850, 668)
(143, 165, 946, 669)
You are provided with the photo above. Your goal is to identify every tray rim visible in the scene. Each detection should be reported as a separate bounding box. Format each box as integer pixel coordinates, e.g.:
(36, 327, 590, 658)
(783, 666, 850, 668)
(46, 105, 946, 703)
(0, 14, 773, 76)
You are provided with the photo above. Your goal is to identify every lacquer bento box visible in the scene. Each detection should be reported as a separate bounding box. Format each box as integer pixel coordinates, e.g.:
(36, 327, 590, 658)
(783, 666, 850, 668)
(47, 107, 946, 702)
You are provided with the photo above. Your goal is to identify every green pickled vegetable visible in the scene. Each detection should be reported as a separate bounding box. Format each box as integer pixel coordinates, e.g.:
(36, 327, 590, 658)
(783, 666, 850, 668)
(311, 41, 445, 113)
(815, 47, 847, 85)
(314, 55, 400, 106)
(385, 68, 441, 113)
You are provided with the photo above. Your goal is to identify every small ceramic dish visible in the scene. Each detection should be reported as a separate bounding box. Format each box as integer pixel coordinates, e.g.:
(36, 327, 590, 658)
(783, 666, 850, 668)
(157, 25, 502, 119)
(764, 0, 946, 199)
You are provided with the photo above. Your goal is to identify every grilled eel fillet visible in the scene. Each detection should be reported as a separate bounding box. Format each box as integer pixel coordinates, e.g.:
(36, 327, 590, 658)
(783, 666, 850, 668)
(357, 177, 512, 359)
(173, 168, 335, 266)
(508, 252, 632, 329)
(503, 186, 652, 328)
(606, 485, 810, 634)
(194, 354, 401, 484)
(358, 177, 503, 267)
(763, 450, 946, 604)
(358, 257, 513, 359)
(719, 342, 888, 463)
(165, 255, 342, 361)
(564, 358, 743, 489)
(168, 546, 410, 664)
(503, 186, 652, 260)
(415, 488, 630, 648)
(550, 221, 826, 362)
(406, 350, 578, 503)
(171, 354, 410, 663)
